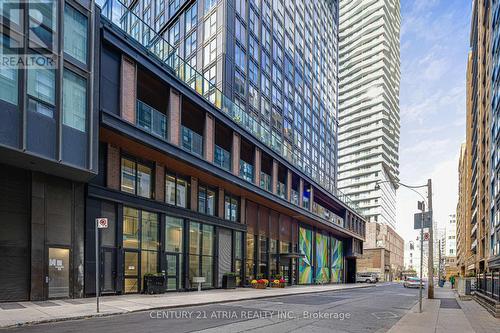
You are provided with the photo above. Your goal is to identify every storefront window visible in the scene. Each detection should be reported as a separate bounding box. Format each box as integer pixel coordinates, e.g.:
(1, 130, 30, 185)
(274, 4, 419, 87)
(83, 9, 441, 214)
(141, 211, 158, 251)
(189, 222, 214, 288)
(165, 216, 183, 252)
(235, 231, 243, 285)
(122, 207, 159, 292)
(123, 207, 139, 249)
(259, 235, 268, 277)
(246, 233, 255, 284)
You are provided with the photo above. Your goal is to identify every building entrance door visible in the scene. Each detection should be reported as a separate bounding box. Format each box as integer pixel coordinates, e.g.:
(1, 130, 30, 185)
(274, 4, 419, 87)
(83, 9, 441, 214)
(101, 247, 117, 294)
(48, 248, 70, 298)
(165, 253, 180, 290)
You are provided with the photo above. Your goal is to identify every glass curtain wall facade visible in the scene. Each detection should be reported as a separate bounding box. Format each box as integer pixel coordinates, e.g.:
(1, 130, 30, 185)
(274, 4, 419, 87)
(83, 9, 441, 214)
(124, 0, 340, 196)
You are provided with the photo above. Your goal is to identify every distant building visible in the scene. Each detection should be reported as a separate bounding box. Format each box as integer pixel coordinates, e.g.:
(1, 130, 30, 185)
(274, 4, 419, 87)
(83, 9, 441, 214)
(357, 222, 404, 281)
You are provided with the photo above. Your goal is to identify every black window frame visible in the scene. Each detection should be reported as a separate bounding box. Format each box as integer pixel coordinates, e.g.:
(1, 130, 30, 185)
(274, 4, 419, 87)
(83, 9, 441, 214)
(197, 183, 218, 216)
(120, 154, 155, 199)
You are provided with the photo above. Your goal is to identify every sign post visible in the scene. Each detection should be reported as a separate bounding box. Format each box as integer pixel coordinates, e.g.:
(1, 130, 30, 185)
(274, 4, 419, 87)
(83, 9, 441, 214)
(416, 201, 425, 313)
(95, 218, 108, 313)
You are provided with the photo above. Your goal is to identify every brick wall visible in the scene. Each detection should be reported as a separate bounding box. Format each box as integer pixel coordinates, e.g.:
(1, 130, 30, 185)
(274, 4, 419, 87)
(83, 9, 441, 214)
(120, 56, 136, 124)
(169, 88, 180, 146)
(204, 114, 214, 162)
(107, 144, 120, 190)
(231, 133, 240, 176)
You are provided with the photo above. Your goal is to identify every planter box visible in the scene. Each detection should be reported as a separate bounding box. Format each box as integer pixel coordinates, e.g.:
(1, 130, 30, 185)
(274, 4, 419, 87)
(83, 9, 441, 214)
(222, 275, 237, 289)
(143, 275, 166, 294)
(253, 284, 267, 289)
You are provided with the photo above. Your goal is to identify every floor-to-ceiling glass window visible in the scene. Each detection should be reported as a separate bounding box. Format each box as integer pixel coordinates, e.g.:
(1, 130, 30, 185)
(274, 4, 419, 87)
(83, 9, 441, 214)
(234, 231, 243, 286)
(188, 222, 214, 288)
(258, 235, 268, 278)
(246, 233, 255, 284)
(122, 207, 159, 293)
(165, 216, 184, 290)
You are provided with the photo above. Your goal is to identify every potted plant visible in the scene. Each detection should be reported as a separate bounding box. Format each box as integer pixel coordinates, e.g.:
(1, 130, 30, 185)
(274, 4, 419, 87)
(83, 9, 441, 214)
(222, 272, 237, 289)
(143, 272, 166, 294)
(279, 278, 286, 288)
(271, 279, 281, 288)
(251, 279, 268, 289)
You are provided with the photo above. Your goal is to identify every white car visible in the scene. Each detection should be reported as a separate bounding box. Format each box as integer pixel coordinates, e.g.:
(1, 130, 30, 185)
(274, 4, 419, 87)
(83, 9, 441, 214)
(404, 277, 424, 288)
(356, 273, 378, 283)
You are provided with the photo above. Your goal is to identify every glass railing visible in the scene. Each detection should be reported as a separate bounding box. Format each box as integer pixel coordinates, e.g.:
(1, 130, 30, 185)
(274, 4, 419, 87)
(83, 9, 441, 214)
(291, 189, 299, 206)
(214, 145, 231, 171)
(136, 100, 168, 140)
(277, 181, 286, 199)
(181, 126, 203, 157)
(260, 172, 272, 192)
(99, 0, 362, 215)
(240, 160, 254, 182)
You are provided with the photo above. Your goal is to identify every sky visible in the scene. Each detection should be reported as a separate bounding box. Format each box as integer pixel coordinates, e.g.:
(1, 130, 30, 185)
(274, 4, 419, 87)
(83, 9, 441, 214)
(396, 0, 471, 244)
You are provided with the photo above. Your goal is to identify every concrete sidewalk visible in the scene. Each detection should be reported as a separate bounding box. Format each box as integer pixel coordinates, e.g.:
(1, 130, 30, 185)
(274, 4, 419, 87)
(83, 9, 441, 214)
(0, 283, 373, 328)
(388, 284, 500, 333)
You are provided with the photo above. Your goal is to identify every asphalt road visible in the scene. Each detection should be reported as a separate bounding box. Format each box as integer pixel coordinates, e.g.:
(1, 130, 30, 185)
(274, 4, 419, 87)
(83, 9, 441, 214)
(5, 283, 420, 333)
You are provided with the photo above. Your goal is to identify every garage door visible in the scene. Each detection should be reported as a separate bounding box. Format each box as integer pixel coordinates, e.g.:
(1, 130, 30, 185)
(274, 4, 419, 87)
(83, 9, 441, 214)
(0, 165, 30, 301)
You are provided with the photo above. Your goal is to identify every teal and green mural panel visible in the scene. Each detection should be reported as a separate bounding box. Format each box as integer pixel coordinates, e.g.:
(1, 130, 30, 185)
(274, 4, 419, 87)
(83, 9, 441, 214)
(299, 227, 312, 284)
(331, 237, 344, 283)
(315, 233, 329, 283)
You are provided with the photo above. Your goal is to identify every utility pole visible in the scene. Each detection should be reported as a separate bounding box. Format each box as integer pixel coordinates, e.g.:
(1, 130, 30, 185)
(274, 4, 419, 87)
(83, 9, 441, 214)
(427, 178, 434, 299)
(418, 201, 425, 313)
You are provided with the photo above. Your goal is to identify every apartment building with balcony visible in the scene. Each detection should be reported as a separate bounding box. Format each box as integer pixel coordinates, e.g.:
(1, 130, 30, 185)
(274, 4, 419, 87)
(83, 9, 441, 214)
(489, 0, 500, 276)
(0, 0, 366, 302)
(460, 0, 492, 276)
(337, 0, 401, 229)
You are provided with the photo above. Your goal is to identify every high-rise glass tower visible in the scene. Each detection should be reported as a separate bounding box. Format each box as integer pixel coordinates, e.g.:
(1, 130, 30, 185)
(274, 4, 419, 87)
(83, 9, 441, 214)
(337, 0, 401, 228)
(124, 0, 340, 195)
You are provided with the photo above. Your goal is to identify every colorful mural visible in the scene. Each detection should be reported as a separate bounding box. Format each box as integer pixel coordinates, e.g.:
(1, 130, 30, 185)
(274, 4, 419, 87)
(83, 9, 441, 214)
(315, 233, 329, 283)
(298, 227, 312, 284)
(331, 237, 344, 283)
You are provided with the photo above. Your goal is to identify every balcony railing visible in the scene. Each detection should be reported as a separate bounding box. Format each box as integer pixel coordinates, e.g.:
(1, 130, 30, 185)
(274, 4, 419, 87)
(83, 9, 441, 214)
(291, 189, 299, 206)
(181, 126, 203, 157)
(214, 145, 231, 171)
(277, 181, 286, 199)
(260, 172, 272, 192)
(476, 272, 500, 302)
(136, 100, 168, 140)
(99, 0, 363, 216)
(240, 160, 254, 182)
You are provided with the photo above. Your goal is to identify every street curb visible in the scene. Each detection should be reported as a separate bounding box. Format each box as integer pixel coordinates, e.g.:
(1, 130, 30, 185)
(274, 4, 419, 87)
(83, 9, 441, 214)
(1, 284, 375, 329)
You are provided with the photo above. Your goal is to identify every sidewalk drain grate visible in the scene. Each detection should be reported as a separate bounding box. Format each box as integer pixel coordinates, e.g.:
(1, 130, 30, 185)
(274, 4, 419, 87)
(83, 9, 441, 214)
(439, 298, 461, 309)
(0, 303, 26, 310)
(33, 301, 61, 307)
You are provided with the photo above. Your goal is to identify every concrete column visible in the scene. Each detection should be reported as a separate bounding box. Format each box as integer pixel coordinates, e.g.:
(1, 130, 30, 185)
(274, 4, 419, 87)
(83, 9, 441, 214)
(218, 188, 225, 219)
(204, 113, 215, 162)
(121, 56, 136, 124)
(107, 143, 120, 190)
(169, 88, 181, 146)
(272, 159, 278, 194)
(231, 133, 241, 176)
(254, 148, 261, 187)
(240, 197, 246, 224)
(299, 178, 304, 208)
(286, 170, 292, 201)
(191, 177, 198, 212)
(155, 163, 165, 202)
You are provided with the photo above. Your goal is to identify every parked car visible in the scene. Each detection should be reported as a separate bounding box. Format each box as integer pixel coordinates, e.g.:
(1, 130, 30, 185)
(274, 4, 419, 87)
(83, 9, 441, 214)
(356, 273, 378, 283)
(404, 277, 424, 288)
